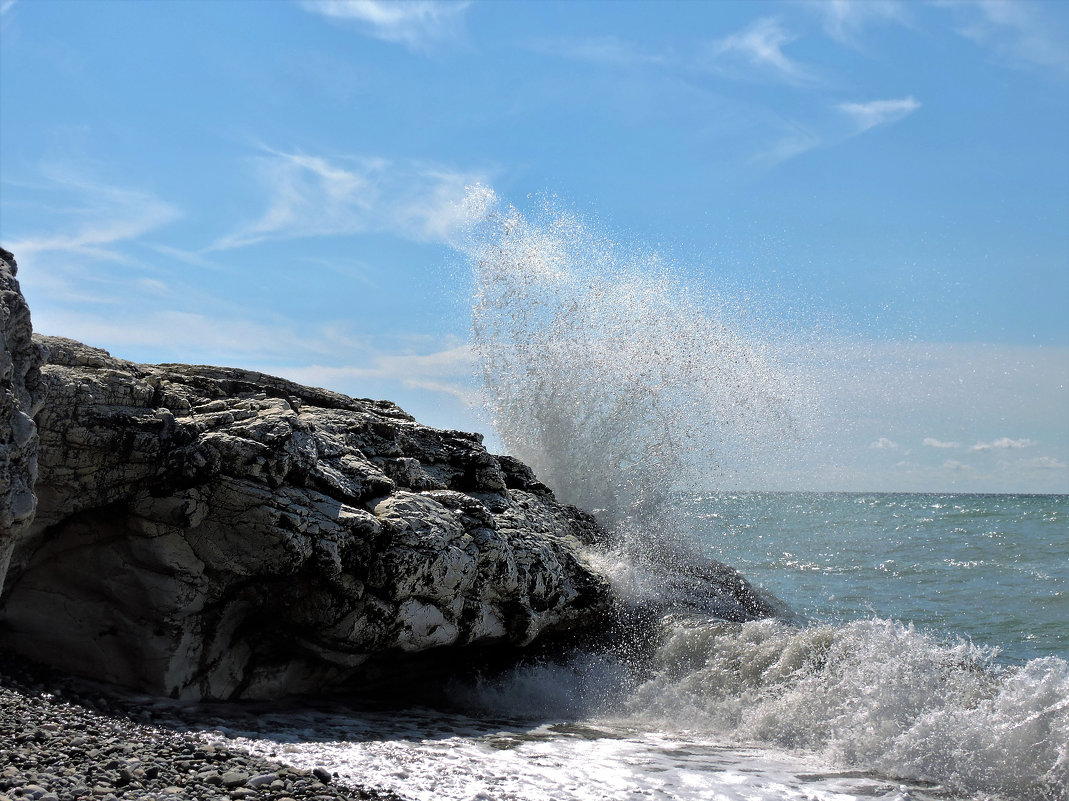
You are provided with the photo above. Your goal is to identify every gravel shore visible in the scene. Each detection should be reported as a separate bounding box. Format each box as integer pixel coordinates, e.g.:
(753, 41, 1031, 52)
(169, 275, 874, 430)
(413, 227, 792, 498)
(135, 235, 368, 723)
(0, 651, 406, 801)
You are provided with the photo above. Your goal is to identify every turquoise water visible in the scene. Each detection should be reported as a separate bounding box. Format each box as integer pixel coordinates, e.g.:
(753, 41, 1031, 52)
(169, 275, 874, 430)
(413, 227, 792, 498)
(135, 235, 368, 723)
(686, 492, 1069, 663)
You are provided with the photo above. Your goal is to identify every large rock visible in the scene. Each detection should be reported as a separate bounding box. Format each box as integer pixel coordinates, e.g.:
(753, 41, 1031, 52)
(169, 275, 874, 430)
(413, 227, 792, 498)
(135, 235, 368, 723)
(0, 249, 48, 595)
(0, 336, 612, 699)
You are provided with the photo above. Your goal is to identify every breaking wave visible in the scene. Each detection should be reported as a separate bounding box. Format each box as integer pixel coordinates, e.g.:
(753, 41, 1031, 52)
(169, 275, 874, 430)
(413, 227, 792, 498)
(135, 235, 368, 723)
(456, 617, 1069, 801)
(452, 187, 1069, 800)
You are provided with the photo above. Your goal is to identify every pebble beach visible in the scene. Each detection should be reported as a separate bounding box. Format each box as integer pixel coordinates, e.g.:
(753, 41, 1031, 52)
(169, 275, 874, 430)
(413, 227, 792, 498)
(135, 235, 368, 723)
(0, 652, 402, 801)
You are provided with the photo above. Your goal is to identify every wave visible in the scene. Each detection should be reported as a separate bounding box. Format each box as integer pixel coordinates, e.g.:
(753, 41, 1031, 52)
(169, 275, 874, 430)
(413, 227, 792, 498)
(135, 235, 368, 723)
(456, 617, 1069, 801)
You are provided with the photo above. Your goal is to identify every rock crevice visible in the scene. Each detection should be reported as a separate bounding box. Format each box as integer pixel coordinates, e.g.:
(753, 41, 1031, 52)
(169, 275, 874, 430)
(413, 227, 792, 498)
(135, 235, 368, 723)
(0, 249, 49, 595)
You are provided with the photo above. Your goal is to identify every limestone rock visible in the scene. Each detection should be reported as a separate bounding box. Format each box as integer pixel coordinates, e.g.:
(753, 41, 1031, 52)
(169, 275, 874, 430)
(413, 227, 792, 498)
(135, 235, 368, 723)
(0, 249, 48, 594)
(0, 336, 612, 699)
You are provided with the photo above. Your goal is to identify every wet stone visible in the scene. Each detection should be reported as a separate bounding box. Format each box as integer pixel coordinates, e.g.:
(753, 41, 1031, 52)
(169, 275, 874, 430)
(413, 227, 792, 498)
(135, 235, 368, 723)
(220, 769, 250, 789)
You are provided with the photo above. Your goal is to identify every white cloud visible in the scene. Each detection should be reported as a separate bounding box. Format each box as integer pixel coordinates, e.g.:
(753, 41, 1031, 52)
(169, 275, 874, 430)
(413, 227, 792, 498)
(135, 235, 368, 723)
(788, 341, 1067, 492)
(814, 0, 907, 45)
(1, 0, 17, 15)
(837, 96, 921, 133)
(870, 437, 899, 450)
(210, 149, 486, 250)
(923, 437, 960, 449)
(2, 168, 180, 261)
(709, 17, 817, 85)
(942, 459, 972, 471)
(298, 0, 470, 52)
(1022, 456, 1067, 471)
(942, 0, 1069, 77)
(970, 437, 1037, 452)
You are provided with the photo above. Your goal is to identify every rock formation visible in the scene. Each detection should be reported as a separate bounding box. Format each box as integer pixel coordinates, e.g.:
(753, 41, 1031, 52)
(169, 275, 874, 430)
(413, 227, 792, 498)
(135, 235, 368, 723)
(0, 247, 781, 703)
(0, 335, 611, 699)
(0, 249, 48, 596)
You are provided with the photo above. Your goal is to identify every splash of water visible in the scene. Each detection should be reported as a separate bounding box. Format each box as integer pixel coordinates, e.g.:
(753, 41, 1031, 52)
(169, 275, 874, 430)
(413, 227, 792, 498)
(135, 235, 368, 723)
(457, 187, 816, 548)
(451, 617, 1069, 801)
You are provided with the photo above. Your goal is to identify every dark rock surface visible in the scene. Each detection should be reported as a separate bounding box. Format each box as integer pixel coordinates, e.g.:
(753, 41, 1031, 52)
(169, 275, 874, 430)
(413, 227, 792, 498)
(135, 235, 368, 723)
(0, 335, 613, 700)
(0, 248, 49, 595)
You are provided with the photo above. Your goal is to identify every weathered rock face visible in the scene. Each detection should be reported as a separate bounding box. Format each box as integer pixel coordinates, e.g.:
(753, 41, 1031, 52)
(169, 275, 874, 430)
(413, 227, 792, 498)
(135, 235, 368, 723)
(0, 249, 49, 595)
(0, 336, 612, 700)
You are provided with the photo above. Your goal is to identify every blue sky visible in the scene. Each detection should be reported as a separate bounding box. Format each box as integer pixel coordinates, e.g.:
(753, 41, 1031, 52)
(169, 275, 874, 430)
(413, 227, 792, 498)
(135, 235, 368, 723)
(1, 0, 1067, 492)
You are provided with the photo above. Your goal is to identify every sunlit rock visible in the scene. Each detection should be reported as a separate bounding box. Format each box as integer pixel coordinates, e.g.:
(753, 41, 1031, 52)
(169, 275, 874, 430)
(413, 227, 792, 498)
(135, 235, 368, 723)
(0, 335, 612, 699)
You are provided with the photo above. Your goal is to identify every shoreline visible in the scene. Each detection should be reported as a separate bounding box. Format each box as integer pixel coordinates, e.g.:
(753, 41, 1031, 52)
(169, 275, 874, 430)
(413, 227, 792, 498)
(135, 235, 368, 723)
(0, 650, 405, 801)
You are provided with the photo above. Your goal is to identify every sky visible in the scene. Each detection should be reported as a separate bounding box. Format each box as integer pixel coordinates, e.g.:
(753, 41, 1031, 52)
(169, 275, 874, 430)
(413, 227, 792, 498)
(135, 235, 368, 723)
(1, 0, 1067, 493)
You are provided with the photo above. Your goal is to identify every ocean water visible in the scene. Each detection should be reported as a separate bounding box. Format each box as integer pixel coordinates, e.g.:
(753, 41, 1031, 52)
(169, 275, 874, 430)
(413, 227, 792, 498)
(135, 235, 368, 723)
(207, 492, 1069, 801)
(687, 492, 1069, 665)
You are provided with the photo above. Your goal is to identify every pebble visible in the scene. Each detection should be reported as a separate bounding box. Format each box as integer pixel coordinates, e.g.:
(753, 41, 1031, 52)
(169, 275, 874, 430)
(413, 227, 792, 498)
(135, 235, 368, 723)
(220, 771, 249, 789)
(0, 650, 404, 801)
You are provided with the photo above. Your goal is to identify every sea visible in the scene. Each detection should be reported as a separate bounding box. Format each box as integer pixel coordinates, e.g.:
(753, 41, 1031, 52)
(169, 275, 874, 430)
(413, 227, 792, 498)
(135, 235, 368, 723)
(201, 493, 1068, 801)
(204, 191, 1066, 800)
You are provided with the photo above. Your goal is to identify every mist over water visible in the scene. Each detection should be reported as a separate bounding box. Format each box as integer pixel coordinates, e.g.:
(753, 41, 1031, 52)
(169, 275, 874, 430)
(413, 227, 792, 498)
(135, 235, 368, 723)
(457, 186, 821, 541)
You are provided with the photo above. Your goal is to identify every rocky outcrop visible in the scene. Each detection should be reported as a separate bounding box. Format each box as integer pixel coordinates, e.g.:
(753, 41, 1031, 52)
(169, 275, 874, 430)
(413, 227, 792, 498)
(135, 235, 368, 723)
(0, 249, 48, 596)
(0, 336, 611, 700)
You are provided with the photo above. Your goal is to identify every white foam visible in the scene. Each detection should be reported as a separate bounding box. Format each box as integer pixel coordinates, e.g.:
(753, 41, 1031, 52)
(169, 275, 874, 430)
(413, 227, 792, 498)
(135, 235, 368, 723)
(205, 617, 1067, 801)
(214, 712, 943, 801)
(623, 617, 1069, 801)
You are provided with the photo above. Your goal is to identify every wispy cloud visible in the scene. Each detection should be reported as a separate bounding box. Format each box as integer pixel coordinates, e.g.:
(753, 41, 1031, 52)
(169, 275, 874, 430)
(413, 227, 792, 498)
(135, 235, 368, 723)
(709, 17, 817, 85)
(837, 96, 921, 133)
(210, 148, 486, 250)
(814, 0, 908, 45)
(298, 0, 470, 52)
(1, 0, 17, 16)
(1022, 456, 1067, 471)
(529, 35, 666, 69)
(801, 342, 1067, 492)
(923, 437, 960, 449)
(1, 167, 180, 261)
(32, 297, 478, 410)
(940, 0, 1069, 77)
(753, 126, 822, 169)
(274, 344, 475, 401)
(942, 459, 972, 471)
(32, 308, 311, 361)
(970, 437, 1037, 452)
(751, 96, 919, 170)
